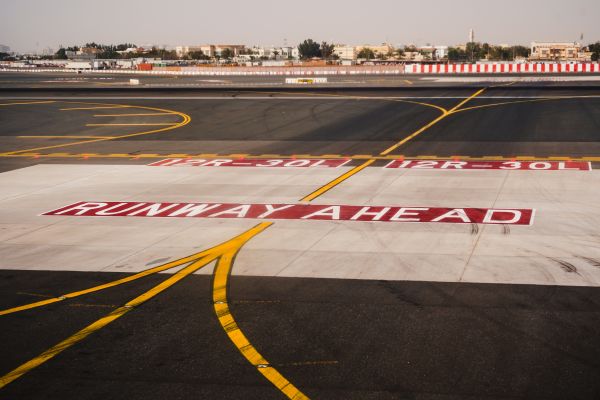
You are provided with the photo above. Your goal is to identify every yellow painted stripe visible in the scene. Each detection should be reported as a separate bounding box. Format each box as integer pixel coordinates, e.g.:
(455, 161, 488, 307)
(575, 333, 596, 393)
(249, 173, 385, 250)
(0, 223, 273, 317)
(0, 152, 598, 162)
(86, 123, 178, 127)
(0, 223, 271, 388)
(0, 101, 56, 106)
(17, 135, 117, 139)
(93, 113, 173, 117)
(60, 105, 130, 111)
(379, 88, 485, 156)
(448, 88, 486, 113)
(1, 101, 191, 156)
(300, 159, 375, 202)
(0, 255, 213, 389)
(212, 229, 308, 400)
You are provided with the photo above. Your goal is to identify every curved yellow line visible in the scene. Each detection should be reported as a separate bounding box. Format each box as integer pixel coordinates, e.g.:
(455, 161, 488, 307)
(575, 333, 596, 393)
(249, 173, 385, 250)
(0, 100, 191, 155)
(0, 223, 270, 389)
(247, 90, 449, 114)
(212, 226, 309, 400)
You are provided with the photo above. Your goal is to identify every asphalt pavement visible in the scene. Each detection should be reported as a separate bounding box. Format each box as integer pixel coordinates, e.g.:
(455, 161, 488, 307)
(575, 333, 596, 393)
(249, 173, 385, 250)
(1, 78, 600, 399)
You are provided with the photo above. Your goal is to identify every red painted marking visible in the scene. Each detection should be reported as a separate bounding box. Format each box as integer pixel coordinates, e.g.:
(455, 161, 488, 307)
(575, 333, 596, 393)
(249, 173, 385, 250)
(384, 160, 591, 171)
(147, 158, 351, 168)
(42, 201, 535, 225)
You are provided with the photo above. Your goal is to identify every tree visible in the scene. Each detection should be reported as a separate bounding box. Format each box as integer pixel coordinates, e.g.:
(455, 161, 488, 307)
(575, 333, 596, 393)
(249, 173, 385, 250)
(357, 47, 375, 60)
(320, 41, 335, 59)
(447, 47, 467, 61)
(188, 50, 208, 60)
(272, 50, 280, 59)
(297, 39, 321, 59)
(54, 48, 68, 59)
(220, 48, 234, 59)
(116, 43, 136, 51)
(588, 42, 600, 61)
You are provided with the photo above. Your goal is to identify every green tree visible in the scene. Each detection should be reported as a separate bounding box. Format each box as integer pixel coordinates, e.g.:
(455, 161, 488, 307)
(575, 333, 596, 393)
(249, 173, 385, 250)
(54, 48, 68, 59)
(116, 43, 136, 51)
(188, 50, 207, 60)
(357, 47, 376, 60)
(447, 47, 467, 61)
(220, 48, 234, 59)
(297, 39, 321, 59)
(320, 41, 335, 59)
(588, 42, 600, 60)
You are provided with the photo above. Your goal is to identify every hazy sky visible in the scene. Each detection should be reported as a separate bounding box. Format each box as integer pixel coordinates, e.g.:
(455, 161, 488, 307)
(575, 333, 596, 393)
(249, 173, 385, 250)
(2, 0, 599, 52)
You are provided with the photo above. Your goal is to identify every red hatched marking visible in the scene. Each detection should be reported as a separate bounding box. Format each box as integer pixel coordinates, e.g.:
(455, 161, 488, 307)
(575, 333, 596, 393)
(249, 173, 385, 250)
(148, 158, 351, 168)
(384, 160, 591, 171)
(43, 201, 535, 225)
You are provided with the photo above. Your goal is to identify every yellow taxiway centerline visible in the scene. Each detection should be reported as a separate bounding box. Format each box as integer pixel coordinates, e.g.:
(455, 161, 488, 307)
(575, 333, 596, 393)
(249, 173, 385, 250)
(0, 223, 271, 389)
(212, 228, 309, 400)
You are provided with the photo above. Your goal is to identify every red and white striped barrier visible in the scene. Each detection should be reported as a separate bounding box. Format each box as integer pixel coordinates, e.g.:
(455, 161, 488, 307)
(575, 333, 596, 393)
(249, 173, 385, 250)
(405, 62, 600, 74)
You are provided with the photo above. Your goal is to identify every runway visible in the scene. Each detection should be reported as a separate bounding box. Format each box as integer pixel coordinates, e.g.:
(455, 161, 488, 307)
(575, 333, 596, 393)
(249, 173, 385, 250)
(1, 80, 600, 399)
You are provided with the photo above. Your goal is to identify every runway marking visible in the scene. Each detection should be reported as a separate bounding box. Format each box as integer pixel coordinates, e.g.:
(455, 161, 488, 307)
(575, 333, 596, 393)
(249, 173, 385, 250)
(212, 233, 309, 400)
(85, 123, 179, 126)
(0, 101, 191, 156)
(300, 159, 375, 202)
(2, 95, 600, 100)
(300, 88, 486, 201)
(93, 113, 173, 117)
(249, 90, 449, 114)
(0, 223, 270, 389)
(42, 201, 535, 225)
(149, 158, 351, 168)
(0, 100, 56, 106)
(1, 152, 599, 162)
(0, 236, 242, 317)
(385, 159, 591, 171)
(379, 88, 486, 156)
(60, 105, 131, 111)
(17, 135, 117, 139)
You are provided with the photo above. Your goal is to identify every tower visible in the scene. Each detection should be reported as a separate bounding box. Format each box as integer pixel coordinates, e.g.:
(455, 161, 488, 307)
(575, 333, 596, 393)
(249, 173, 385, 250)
(469, 29, 475, 43)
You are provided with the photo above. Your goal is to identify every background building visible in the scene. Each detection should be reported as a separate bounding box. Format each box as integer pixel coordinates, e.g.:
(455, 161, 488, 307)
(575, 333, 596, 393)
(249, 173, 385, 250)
(530, 41, 591, 61)
(334, 45, 356, 60)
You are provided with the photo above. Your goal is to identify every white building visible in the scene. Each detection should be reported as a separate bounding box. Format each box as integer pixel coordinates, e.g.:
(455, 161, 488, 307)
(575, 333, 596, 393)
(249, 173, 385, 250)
(334, 45, 356, 60)
(435, 46, 448, 59)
